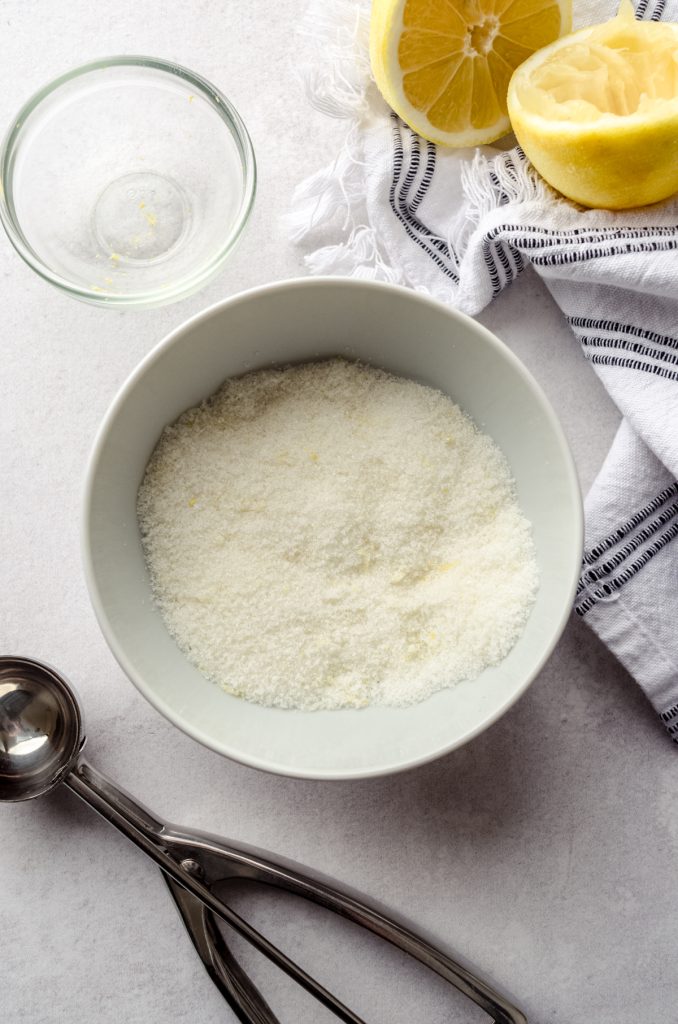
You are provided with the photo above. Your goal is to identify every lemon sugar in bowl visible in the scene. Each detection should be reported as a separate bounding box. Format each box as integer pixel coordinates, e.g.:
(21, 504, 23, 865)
(0, 58, 255, 308)
(83, 278, 583, 779)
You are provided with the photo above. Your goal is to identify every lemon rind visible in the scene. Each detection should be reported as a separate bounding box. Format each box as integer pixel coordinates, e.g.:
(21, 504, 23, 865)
(508, 19, 678, 138)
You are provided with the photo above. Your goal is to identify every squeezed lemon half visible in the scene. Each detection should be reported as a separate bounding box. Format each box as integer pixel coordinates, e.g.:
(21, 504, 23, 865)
(370, 0, 571, 148)
(508, 0, 678, 208)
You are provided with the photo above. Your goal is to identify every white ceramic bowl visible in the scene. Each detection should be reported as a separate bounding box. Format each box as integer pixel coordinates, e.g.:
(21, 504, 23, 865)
(83, 278, 582, 779)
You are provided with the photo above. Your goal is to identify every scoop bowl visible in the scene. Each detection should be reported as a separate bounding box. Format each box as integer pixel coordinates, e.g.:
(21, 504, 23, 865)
(0, 657, 83, 802)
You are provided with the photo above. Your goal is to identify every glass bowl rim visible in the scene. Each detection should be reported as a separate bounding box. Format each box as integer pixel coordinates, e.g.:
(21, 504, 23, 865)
(0, 55, 257, 308)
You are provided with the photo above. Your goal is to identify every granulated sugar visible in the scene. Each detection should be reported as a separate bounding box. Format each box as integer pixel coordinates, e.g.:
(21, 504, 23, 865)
(137, 359, 538, 710)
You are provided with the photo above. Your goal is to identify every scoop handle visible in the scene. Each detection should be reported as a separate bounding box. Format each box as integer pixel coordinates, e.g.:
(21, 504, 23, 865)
(161, 825, 528, 1024)
(164, 875, 282, 1024)
(65, 759, 527, 1024)
(64, 759, 368, 1024)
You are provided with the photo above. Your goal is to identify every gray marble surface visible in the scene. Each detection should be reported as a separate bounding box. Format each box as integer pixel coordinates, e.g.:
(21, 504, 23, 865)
(2, 2, 677, 1022)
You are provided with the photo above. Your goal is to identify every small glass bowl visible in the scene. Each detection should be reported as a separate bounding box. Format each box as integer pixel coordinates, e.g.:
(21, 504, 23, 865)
(0, 57, 256, 308)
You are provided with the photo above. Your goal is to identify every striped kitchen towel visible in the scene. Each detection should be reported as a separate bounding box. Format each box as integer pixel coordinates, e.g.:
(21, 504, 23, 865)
(289, 0, 678, 741)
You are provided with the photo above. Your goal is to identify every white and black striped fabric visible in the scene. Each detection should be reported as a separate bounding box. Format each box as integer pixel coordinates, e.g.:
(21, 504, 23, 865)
(290, 0, 678, 740)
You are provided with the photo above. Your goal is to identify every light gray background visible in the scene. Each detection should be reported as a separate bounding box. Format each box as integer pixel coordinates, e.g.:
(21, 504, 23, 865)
(2, 2, 677, 1022)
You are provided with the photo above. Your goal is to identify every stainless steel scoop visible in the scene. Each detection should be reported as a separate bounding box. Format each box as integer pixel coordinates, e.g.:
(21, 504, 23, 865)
(0, 655, 528, 1024)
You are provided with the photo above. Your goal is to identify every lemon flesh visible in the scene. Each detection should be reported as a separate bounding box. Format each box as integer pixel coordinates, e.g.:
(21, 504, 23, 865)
(370, 0, 571, 148)
(508, 0, 678, 208)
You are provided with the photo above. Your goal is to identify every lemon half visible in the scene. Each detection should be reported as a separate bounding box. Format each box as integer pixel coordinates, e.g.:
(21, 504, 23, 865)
(370, 0, 571, 148)
(508, 1, 678, 208)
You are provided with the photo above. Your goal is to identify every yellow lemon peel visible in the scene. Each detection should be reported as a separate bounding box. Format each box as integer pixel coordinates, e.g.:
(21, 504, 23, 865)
(508, 0, 678, 208)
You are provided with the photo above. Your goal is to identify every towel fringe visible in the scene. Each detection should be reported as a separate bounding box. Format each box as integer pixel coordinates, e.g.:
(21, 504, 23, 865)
(287, 124, 366, 236)
(288, 0, 408, 282)
(296, 0, 372, 120)
(288, 126, 402, 281)
(306, 225, 405, 282)
(461, 149, 554, 228)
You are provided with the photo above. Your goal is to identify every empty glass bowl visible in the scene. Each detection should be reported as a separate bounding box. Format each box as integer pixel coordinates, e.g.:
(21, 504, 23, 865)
(0, 57, 256, 308)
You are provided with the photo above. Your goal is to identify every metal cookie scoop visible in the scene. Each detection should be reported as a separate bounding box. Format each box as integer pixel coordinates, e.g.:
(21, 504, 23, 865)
(0, 655, 527, 1024)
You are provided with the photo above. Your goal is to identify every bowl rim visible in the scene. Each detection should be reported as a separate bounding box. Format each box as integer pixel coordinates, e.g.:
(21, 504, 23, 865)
(82, 276, 584, 779)
(0, 55, 257, 309)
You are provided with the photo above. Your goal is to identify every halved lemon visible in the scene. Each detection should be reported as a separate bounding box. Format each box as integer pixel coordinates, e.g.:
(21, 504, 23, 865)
(370, 0, 571, 148)
(508, 1, 678, 208)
